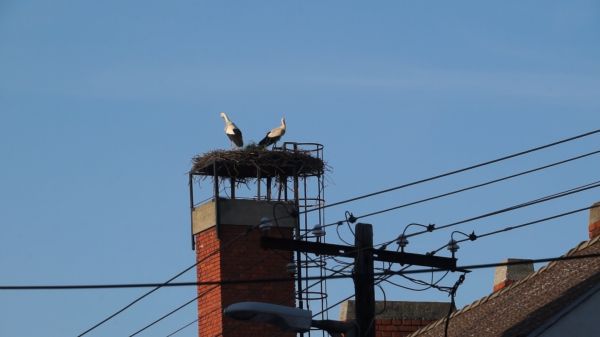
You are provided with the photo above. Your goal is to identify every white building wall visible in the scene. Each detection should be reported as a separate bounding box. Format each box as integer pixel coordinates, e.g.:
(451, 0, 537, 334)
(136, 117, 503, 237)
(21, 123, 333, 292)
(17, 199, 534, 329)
(532, 287, 600, 337)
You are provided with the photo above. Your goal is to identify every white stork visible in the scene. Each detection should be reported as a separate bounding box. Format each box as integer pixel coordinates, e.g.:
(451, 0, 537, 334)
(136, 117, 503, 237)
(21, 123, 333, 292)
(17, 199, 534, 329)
(219, 112, 243, 148)
(259, 117, 286, 149)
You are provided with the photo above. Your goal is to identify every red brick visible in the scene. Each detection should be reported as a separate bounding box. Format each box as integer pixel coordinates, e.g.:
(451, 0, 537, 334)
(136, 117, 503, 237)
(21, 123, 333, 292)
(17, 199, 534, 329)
(590, 220, 600, 239)
(196, 225, 295, 337)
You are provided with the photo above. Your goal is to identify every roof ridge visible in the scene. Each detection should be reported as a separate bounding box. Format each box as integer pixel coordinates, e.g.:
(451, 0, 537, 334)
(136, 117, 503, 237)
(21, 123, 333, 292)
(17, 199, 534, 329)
(407, 235, 600, 337)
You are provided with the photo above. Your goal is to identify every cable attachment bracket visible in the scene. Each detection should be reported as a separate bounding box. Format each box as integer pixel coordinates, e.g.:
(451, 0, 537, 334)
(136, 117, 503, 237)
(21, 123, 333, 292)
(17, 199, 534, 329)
(346, 211, 358, 224)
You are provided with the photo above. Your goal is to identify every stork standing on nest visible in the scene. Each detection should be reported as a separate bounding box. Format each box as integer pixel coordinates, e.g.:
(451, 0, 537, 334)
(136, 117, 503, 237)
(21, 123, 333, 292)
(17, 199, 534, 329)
(259, 117, 286, 149)
(220, 112, 244, 148)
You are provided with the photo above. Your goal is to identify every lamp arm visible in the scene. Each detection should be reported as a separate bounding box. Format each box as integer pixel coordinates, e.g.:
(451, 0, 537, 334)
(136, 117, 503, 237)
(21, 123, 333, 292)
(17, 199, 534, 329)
(311, 319, 357, 337)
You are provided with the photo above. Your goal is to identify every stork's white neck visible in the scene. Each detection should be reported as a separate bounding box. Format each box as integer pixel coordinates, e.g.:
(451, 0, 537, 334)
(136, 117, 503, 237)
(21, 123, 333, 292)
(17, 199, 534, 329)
(281, 118, 286, 128)
(221, 112, 231, 123)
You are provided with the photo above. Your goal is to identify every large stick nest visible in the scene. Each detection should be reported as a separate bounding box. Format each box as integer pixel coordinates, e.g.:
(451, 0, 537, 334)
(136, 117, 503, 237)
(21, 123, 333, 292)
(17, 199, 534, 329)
(191, 148, 325, 179)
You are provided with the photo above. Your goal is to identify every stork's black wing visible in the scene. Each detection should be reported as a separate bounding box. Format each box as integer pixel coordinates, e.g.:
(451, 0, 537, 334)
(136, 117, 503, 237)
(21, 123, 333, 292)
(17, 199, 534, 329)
(258, 132, 272, 147)
(228, 128, 243, 147)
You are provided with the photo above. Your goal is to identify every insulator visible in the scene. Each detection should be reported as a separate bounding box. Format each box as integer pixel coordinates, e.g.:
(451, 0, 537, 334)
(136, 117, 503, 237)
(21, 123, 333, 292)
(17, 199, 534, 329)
(396, 234, 409, 249)
(286, 262, 297, 274)
(259, 217, 273, 232)
(447, 239, 460, 253)
(312, 224, 326, 237)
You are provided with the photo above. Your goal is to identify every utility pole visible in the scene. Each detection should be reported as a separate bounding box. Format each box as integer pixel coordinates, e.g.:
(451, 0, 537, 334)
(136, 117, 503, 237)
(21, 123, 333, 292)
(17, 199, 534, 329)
(354, 223, 375, 337)
(261, 223, 456, 337)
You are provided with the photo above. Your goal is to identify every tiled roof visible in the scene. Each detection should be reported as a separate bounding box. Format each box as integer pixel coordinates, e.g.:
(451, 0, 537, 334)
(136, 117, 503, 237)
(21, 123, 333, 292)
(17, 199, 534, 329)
(408, 235, 600, 337)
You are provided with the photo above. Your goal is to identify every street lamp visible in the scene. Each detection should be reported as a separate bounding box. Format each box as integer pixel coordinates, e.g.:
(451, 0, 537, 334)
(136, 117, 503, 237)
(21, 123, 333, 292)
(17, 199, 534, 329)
(224, 302, 356, 337)
(224, 301, 311, 332)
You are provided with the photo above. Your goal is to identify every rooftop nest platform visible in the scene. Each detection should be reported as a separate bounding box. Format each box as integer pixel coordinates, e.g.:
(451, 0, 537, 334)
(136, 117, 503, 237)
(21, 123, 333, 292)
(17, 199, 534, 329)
(191, 147, 325, 179)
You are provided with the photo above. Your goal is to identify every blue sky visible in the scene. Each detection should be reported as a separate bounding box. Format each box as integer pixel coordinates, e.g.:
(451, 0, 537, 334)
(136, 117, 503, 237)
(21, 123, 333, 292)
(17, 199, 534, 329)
(1, 1, 599, 336)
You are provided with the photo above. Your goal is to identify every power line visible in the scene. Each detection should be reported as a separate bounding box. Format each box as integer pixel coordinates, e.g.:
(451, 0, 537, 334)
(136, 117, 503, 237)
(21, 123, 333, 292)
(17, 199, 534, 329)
(444, 274, 466, 337)
(306, 129, 600, 214)
(4, 253, 599, 290)
(257, 250, 600, 337)
(165, 250, 600, 334)
(312, 178, 600, 312)
(77, 227, 255, 336)
(126, 243, 289, 336)
(292, 144, 600, 283)
(165, 319, 197, 337)
(118, 249, 600, 337)
(312, 263, 446, 319)
(430, 203, 600, 255)
(310, 149, 600, 236)
(81, 203, 289, 336)
(213, 255, 346, 337)
(378, 270, 451, 292)
(161, 131, 599, 327)
(77, 265, 199, 336)
(368, 179, 600, 250)
(129, 296, 199, 337)
(373, 253, 600, 277)
(476, 206, 594, 239)
(449, 253, 600, 272)
(404, 179, 600, 238)
(16, 130, 593, 334)
(349, 149, 600, 223)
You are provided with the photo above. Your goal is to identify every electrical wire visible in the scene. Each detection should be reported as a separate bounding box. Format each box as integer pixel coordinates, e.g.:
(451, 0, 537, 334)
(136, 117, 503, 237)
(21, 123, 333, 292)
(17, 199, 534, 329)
(305, 129, 600, 215)
(371, 179, 600, 252)
(374, 243, 452, 294)
(409, 253, 600, 275)
(301, 254, 353, 278)
(373, 228, 454, 294)
(4, 253, 599, 290)
(379, 270, 451, 292)
(404, 179, 600, 239)
(127, 241, 291, 336)
(312, 265, 448, 330)
(129, 296, 199, 337)
(201, 253, 351, 337)
(77, 227, 255, 336)
(231, 250, 600, 337)
(274, 130, 600, 230)
(222, 256, 347, 337)
(350, 149, 600, 223)
(298, 250, 596, 326)
(108, 196, 292, 336)
(73, 248, 600, 337)
(335, 221, 354, 246)
(309, 148, 600, 236)
(51, 131, 600, 335)
(285, 146, 600, 281)
(311, 264, 435, 321)
(165, 319, 198, 337)
(444, 274, 466, 337)
(430, 203, 600, 255)
(364, 283, 388, 335)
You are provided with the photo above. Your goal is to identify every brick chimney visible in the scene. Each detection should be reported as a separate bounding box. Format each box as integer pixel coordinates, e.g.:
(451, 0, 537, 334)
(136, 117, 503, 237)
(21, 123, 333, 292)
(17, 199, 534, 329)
(589, 201, 600, 239)
(194, 199, 296, 337)
(493, 259, 534, 292)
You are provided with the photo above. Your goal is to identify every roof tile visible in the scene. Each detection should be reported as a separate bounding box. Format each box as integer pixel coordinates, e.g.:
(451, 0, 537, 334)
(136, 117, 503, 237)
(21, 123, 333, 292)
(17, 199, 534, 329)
(409, 236, 600, 337)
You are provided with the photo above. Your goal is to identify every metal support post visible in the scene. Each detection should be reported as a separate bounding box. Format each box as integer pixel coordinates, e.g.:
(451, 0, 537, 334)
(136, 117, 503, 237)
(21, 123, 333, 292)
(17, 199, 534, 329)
(354, 223, 375, 337)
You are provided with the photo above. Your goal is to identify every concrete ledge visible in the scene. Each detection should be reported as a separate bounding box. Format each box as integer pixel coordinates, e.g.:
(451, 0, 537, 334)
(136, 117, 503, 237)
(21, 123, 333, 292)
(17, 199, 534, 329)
(192, 199, 298, 234)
